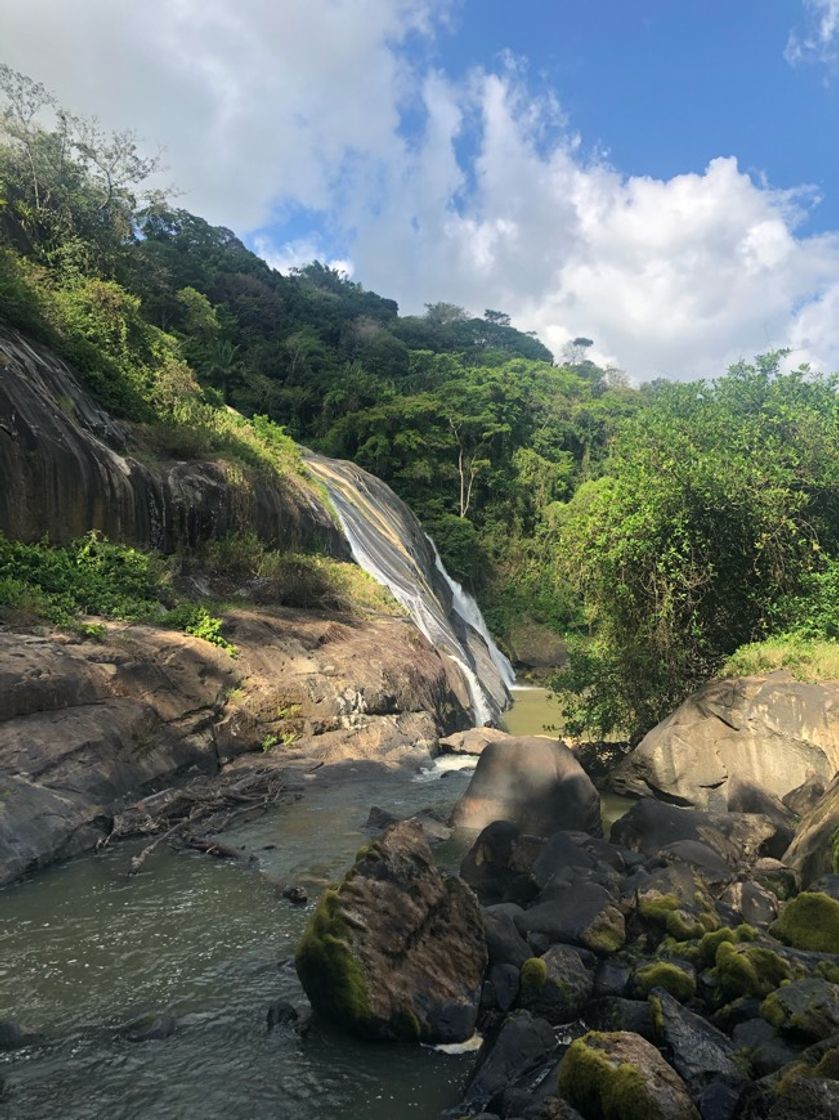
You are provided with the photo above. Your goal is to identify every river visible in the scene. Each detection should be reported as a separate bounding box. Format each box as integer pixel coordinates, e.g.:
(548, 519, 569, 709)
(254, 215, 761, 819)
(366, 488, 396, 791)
(0, 689, 629, 1119)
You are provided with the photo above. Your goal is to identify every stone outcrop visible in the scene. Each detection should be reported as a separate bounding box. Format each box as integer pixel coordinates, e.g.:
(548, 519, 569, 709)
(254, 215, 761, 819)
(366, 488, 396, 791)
(0, 608, 467, 886)
(294, 821, 487, 1042)
(611, 672, 839, 810)
(782, 774, 839, 886)
(0, 327, 344, 554)
(451, 734, 602, 837)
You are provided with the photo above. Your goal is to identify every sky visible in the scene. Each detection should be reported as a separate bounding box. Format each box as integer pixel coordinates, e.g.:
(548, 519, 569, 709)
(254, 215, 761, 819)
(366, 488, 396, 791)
(3, 0, 839, 379)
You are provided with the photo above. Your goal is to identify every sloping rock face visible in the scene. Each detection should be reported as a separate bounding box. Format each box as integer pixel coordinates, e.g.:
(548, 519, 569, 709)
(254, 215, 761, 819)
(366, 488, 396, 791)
(0, 609, 467, 886)
(611, 673, 839, 810)
(451, 734, 602, 837)
(0, 326, 344, 554)
(783, 775, 839, 886)
(295, 821, 487, 1042)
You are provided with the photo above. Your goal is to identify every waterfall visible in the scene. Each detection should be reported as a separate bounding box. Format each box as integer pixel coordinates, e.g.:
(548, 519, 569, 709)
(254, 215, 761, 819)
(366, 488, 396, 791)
(305, 453, 511, 725)
(429, 538, 516, 689)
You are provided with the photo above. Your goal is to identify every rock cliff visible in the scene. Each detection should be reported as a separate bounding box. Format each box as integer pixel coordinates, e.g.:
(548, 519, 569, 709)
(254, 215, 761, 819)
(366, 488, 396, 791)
(0, 326, 344, 555)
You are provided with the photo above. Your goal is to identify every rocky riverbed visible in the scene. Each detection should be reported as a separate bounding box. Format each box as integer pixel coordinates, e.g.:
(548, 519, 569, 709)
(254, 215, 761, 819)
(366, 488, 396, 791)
(292, 704, 839, 1120)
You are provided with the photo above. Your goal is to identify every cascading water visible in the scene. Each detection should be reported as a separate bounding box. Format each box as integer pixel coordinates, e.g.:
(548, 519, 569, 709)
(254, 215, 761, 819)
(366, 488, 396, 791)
(305, 453, 511, 725)
(429, 538, 516, 689)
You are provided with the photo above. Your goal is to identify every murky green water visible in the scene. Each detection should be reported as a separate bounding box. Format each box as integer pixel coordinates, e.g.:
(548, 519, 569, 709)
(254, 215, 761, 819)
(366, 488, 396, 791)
(0, 768, 476, 1120)
(501, 685, 564, 738)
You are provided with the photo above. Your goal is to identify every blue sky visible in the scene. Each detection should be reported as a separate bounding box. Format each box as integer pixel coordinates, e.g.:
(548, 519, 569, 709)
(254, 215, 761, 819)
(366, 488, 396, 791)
(4, 0, 839, 378)
(437, 1, 838, 232)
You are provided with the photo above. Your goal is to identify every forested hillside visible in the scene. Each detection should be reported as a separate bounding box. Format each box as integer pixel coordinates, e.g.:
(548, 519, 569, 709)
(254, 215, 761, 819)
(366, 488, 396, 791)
(3, 65, 839, 743)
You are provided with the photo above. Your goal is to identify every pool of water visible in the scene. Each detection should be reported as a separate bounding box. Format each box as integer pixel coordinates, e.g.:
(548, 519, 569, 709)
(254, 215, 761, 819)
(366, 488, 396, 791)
(501, 684, 564, 738)
(0, 766, 477, 1120)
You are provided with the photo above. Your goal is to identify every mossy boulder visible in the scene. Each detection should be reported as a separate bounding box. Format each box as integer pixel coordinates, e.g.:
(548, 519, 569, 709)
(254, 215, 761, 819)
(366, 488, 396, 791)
(518, 945, 593, 1024)
(770, 891, 839, 954)
(711, 941, 794, 1001)
(557, 1030, 700, 1120)
(295, 821, 487, 1042)
(633, 961, 696, 1002)
(517, 880, 626, 955)
(760, 978, 839, 1040)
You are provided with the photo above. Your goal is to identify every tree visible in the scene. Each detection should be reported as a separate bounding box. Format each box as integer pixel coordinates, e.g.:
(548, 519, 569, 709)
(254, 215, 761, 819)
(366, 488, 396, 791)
(552, 355, 839, 741)
(484, 309, 511, 327)
(561, 336, 594, 365)
(0, 64, 165, 269)
(424, 301, 468, 325)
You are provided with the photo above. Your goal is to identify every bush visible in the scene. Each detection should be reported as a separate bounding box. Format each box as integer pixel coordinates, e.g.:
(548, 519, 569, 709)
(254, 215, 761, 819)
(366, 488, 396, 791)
(0, 531, 235, 652)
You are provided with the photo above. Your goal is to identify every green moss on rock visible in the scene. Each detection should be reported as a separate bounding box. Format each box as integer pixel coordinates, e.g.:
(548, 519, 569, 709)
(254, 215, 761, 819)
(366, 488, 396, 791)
(558, 1034, 656, 1120)
(639, 893, 705, 940)
(770, 892, 839, 954)
(712, 941, 792, 1001)
(294, 888, 372, 1029)
(520, 957, 548, 992)
(634, 961, 696, 1002)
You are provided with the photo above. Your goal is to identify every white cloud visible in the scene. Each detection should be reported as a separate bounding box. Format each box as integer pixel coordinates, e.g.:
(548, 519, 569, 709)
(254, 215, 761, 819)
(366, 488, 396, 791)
(252, 236, 353, 279)
(3, 1, 839, 378)
(786, 0, 839, 68)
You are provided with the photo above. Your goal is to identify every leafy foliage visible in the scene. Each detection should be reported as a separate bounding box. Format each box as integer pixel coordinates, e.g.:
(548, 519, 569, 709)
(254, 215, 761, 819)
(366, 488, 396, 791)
(552, 357, 839, 740)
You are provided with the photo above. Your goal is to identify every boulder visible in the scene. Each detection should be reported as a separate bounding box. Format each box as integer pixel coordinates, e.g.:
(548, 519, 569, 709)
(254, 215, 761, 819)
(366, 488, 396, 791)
(438, 727, 511, 756)
(460, 821, 543, 906)
(782, 774, 826, 818)
(610, 797, 783, 865)
(782, 774, 839, 887)
(483, 907, 533, 969)
(452, 735, 602, 838)
(518, 946, 593, 1025)
(766, 1076, 839, 1120)
(717, 880, 779, 927)
(770, 891, 839, 953)
(585, 997, 657, 1041)
(460, 1009, 558, 1113)
(648, 989, 740, 1084)
(761, 978, 839, 1040)
(518, 879, 625, 955)
(611, 674, 839, 810)
(294, 821, 487, 1042)
(557, 1030, 700, 1120)
(531, 831, 623, 893)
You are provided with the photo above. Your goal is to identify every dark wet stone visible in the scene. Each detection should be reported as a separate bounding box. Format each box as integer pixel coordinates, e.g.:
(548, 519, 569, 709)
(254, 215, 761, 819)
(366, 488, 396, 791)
(461, 1010, 558, 1113)
(585, 997, 656, 1041)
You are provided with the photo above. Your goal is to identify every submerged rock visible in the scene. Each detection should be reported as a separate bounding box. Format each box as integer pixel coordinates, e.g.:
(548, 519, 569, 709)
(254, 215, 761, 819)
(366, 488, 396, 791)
(294, 821, 486, 1043)
(0, 1020, 39, 1051)
(122, 1013, 177, 1042)
(452, 735, 602, 838)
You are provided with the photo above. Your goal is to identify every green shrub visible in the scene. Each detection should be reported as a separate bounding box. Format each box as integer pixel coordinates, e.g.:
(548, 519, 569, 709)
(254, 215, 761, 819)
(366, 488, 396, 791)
(0, 531, 235, 653)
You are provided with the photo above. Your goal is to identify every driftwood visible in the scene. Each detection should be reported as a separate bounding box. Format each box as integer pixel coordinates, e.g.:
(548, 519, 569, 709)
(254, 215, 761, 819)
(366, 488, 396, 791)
(110, 766, 289, 876)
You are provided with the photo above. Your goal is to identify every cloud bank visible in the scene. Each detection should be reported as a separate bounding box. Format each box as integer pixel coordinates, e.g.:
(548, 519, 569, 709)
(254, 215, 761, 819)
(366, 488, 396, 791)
(3, 0, 839, 378)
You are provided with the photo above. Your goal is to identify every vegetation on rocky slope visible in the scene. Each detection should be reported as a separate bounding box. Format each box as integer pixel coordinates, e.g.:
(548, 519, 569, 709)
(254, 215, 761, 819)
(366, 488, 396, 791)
(3, 65, 839, 741)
